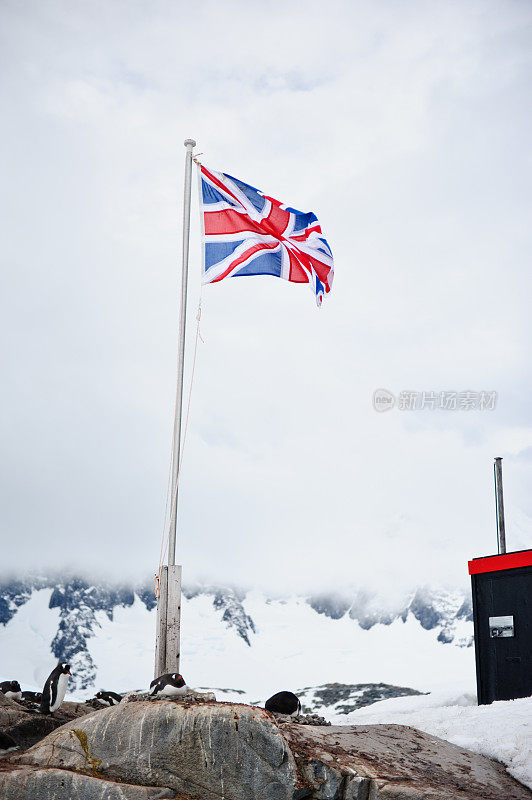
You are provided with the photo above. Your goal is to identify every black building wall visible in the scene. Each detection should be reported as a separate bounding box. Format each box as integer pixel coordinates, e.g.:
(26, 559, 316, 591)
(471, 561, 532, 705)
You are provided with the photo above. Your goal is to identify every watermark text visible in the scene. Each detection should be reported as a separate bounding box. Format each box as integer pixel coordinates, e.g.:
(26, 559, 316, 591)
(373, 389, 497, 412)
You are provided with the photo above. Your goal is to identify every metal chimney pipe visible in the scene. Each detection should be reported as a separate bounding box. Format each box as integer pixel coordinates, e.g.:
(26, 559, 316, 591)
(494, 457, 506, 554)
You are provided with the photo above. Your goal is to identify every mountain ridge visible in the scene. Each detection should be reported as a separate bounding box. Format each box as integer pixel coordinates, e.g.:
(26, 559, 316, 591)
(0, 573, 473, 693)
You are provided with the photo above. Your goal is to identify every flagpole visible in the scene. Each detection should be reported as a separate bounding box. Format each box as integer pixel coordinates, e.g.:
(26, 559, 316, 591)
(169, 138, 196, 567)
(155, 137, 196, 677)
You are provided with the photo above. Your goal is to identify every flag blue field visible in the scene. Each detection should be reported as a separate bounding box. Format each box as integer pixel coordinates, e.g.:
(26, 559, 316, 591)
(198, 164, 334, 306)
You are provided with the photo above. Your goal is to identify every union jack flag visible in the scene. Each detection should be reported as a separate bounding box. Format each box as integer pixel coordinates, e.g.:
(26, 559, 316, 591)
(197, 164, 334, 306)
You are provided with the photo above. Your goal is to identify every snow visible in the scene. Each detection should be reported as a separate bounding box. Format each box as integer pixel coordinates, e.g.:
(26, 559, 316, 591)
(334, 686, 532, 790)
(0, 589, 59, 692)
(90, 596, 156, 692)
(187, 591, 475, 697)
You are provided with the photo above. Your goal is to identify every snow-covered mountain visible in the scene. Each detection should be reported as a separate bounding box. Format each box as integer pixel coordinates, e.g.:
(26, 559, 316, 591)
(0, 574, 475, 701)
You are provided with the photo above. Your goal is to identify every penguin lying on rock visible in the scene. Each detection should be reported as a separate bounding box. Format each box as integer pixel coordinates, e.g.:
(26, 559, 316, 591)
(0, 731, 17, 750)
(21, 691, 42, 703)
(149, 673, 188, 698)
(40, 663, 71, 715)
(0, 680, 22, 701)
(265, 691, 301, 717)
(94, 690, 122, 706)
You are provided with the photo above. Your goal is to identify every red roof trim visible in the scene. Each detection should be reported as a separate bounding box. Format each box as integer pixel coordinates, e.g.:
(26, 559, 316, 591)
(468, 549, 532, 575)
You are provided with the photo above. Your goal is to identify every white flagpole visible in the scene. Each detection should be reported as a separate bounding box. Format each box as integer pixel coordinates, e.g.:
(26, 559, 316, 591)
(155, 137, 196, 677)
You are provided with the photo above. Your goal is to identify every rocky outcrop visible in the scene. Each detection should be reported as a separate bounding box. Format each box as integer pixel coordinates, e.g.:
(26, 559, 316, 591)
(297, 683, 426, 716)
(0, 692, 92, 750)
(281, 720, 532, 799)
(17, 700, 301, 799)
(5, 698, 531, 800)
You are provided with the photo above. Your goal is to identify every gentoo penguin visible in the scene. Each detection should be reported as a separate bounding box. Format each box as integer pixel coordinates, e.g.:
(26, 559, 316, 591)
(0, 680, 22, 701)
(0, 731, 17, 750)
(40, 663, 71, 715)
(21, 691, 42, 703)
(265, 691, 301, 717)
(149, 672, 188, 698)
(94, 690, 122, 706)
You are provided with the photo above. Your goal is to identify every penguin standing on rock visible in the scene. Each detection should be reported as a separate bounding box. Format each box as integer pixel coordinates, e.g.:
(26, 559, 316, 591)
(0, 680, 22, 701)
(94, 690, 122, 706)
(149, 673, 188, 698)
(265, 691, 301, 717)
(40, 663, 71, 715)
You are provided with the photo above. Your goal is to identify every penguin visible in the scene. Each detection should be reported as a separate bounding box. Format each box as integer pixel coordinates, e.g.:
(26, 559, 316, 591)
(149, 672, 188, 698)
(0, 731, 17, 750)
(264, 691, 301, 717)
(21, 691, 42, 703)
(40, 663, 71, 715)
(94, 690, 122, 706)
(0, 680, 22, 701)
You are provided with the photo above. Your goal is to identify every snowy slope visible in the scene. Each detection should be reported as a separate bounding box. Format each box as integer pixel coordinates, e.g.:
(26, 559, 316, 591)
(193, 591, 474, 699)
(335, 688, 532, 790)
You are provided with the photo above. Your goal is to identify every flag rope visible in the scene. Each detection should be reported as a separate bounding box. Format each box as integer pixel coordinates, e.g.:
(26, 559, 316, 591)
(155, 300, 204, 596)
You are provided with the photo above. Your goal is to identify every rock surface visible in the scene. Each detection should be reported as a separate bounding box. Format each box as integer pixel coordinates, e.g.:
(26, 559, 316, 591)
(0, 692, 92, 750)
(273, 713, 331, 726)
(18, 700, 301, 799)
(0, 766, 174, 799)
(282, 721, 532, 799)
(5, 699, 532, 800)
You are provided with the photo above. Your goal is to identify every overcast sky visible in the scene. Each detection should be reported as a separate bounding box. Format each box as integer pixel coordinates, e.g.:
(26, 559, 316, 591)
(1, 0, 531, 593)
